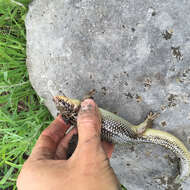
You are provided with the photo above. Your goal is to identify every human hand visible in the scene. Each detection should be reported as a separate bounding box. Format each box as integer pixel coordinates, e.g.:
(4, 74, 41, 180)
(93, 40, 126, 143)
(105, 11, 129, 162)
(17, 99, 120, 190)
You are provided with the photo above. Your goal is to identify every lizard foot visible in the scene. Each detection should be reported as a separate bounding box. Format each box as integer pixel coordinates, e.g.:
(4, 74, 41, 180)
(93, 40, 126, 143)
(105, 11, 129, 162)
(82, 89, 96, 101)
(147, 112, 160, 121)
(133, 112, 160, 136)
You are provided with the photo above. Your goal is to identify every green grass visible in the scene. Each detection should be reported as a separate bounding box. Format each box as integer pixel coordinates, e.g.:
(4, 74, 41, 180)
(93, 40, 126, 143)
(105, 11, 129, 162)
(0, 1, 127, 189)
(0, 0, 53, 189)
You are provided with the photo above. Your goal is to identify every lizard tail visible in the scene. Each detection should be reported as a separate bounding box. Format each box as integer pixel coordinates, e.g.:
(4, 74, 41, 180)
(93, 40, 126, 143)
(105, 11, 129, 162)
(139, 128, 190, 183)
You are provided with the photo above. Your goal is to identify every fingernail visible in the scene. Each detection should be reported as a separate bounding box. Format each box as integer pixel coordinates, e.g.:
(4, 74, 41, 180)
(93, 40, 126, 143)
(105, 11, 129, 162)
(80, 99, 96, 112)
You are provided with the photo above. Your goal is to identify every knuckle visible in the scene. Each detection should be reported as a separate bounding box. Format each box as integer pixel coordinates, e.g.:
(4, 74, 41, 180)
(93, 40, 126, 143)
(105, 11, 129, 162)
(78, 119, 99, 128)
(78, 113, 99, 123)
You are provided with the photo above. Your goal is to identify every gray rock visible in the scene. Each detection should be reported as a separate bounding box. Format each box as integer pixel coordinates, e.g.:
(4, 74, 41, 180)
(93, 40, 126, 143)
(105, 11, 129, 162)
(26, 0, 190, 189)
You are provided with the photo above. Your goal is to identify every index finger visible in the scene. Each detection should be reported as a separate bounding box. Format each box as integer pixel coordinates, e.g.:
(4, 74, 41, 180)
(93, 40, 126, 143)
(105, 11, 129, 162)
(29, 114, 70, 160)
(41, 114, 70, 144)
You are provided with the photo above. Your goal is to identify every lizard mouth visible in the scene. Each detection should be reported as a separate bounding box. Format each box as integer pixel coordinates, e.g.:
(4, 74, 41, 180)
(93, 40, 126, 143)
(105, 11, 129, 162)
(53, 95, 81, 125)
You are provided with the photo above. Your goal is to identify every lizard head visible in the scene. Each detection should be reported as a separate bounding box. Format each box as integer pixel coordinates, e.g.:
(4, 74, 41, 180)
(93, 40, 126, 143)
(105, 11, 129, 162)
(53, 95, 81, 126)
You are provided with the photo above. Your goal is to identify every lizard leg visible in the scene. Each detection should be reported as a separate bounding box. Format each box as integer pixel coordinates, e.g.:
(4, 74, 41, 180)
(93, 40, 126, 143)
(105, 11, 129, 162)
(131, 112, 159, 136)
(82, 89, 96, 100)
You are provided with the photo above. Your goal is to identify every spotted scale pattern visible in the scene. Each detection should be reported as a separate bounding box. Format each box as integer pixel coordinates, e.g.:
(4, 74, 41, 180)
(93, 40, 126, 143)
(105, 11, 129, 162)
(100, 115, 190, 183)
(99, 114, 190, 183)
(54, 96, 190, 183)
(101, 115, 137, 144)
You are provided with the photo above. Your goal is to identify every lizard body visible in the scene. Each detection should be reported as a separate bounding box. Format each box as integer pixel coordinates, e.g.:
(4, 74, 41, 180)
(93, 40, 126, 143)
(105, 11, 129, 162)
(53, 95, 190, 184)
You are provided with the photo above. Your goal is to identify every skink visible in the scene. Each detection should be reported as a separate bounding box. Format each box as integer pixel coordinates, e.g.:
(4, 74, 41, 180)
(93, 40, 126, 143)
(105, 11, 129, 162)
(53, 95, 190, 184)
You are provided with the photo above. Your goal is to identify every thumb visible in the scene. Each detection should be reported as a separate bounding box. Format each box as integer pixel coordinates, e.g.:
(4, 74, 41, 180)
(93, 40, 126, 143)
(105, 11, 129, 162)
(77, 99, 102, 147)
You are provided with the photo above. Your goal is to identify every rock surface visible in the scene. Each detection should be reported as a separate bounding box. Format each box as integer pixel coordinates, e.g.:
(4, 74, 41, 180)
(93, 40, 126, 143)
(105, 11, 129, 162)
(26, 0, 190, 189)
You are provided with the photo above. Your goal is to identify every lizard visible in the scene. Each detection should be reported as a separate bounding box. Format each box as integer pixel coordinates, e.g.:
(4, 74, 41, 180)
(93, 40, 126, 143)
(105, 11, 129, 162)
(53, 95, 190, 184)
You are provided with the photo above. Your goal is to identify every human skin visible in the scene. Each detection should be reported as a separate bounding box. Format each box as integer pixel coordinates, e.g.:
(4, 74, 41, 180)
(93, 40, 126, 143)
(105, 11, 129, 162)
(17, 99, 120, 190)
